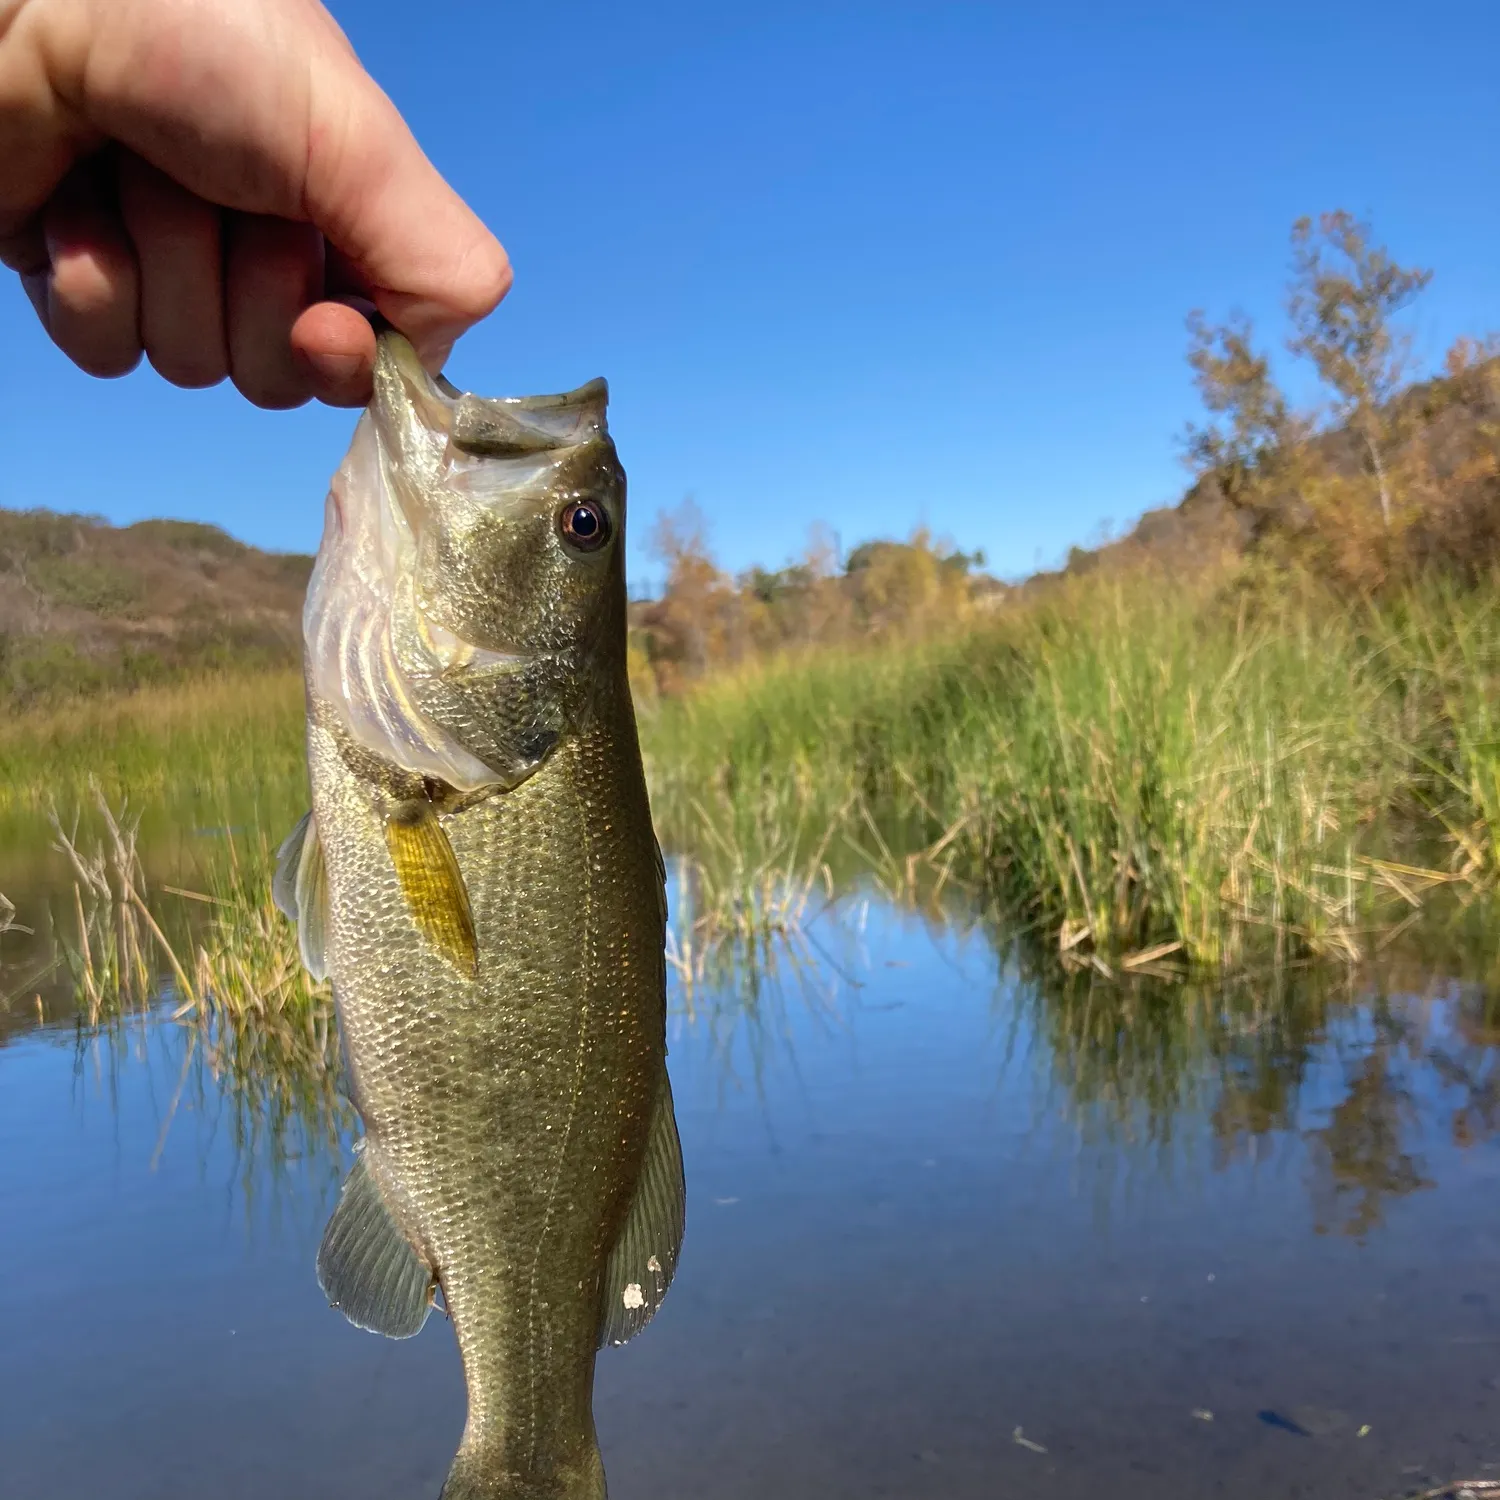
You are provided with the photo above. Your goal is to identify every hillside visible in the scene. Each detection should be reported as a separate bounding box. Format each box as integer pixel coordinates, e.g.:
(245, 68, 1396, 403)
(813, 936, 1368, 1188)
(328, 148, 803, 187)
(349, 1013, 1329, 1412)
(4, 344, 1497, 709)
(0, 509, 311, 705)
(1035, 356, 1500, 595)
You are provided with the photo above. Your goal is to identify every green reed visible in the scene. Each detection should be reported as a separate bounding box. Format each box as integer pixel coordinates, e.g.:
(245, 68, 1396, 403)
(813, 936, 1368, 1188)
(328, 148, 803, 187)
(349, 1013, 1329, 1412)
(639, 568, 1500, 969)
(44, 785, 345, 1160)
(11, 569, 1500, 977)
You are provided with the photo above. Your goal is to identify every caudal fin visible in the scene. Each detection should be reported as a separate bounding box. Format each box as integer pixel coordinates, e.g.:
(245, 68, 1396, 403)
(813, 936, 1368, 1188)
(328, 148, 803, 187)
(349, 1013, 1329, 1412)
(439, 1440, 607, 1500)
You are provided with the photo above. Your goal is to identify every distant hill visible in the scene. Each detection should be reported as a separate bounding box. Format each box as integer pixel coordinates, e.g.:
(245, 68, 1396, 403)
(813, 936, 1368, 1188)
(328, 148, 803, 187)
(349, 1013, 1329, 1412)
(0, 509, 311, 705)
(6, 350, 1498, 707)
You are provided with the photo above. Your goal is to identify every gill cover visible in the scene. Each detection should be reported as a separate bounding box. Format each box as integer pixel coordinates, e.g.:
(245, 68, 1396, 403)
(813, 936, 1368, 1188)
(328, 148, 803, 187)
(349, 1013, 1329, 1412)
(303, 333, 623, 792)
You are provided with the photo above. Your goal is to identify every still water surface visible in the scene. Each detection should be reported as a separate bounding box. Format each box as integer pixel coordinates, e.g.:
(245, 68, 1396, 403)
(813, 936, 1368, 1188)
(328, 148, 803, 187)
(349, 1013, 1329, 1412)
(3, 894, 1500, 1499)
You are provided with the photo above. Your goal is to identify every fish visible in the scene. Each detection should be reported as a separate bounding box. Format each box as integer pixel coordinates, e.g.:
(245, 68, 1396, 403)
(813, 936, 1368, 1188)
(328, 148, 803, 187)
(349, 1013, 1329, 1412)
(274, 331, 682, 1500)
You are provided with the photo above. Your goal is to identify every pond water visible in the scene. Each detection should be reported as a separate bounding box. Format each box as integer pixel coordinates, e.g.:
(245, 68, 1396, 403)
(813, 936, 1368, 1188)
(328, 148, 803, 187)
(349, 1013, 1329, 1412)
(3, 886, 1500, 1500)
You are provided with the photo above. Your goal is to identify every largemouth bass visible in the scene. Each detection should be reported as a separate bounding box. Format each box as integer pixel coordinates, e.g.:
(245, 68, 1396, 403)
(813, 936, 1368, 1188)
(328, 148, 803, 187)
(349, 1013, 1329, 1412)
(274, 332, 682, 1500)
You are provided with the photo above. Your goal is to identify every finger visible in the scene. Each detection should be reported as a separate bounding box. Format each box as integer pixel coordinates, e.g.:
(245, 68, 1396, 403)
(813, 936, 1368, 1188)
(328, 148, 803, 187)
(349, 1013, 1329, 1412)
(224, 212, 323, 409)
(0, 0, 101, 242)
(0, 220, 49, 276)
(21, 270, 50, 325)
(26, 0, 511, 365)
(0, 221, 51, 325)
(290, 299, 377, 407)
(117, 153, 228, 389)
(42, 164, 142, 379)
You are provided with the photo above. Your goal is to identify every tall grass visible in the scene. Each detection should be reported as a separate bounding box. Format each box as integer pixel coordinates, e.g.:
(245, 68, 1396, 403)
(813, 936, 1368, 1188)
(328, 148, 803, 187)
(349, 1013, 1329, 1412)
(10, 570, 1500, 977)
(0, 668, 308, 893)
(0, 668, 306, 810)
(641, 568, 1500, 968)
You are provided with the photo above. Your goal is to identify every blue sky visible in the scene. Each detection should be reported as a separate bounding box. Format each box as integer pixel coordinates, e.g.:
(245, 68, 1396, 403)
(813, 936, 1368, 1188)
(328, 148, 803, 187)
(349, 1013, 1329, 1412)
(2, 0, 1497, 586)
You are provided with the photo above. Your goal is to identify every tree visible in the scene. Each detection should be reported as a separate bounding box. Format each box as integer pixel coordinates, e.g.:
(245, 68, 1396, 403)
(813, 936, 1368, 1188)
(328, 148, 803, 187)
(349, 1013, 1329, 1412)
(645, 498, 734, 681)
(1181, 310, 1292, 502)
(1287, 211, 1432, 530)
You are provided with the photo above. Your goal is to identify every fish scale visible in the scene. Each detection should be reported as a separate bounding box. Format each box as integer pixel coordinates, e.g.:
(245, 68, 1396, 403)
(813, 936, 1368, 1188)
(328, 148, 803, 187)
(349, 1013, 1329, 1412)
(279, 332, 682, 1500)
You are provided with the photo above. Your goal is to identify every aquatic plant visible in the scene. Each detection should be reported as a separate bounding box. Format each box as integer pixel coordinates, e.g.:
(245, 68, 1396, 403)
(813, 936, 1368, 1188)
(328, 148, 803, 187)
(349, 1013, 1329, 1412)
(641, 569, 1491, 968)
(11, 566, 1500, 978)
(48, 784, 343, 1165)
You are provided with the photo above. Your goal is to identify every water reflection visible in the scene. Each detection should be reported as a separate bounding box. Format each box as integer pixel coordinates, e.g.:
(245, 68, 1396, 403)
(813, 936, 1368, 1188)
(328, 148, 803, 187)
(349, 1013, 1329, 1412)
(6, 888, 1500, 1498)
(72, 1004, 348, 1206)
(16, 886, 1500, 1247)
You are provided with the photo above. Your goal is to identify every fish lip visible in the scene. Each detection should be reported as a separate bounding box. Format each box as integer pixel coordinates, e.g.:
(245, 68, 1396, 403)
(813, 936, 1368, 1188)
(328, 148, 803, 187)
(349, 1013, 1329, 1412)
(373, 332, 609, 460)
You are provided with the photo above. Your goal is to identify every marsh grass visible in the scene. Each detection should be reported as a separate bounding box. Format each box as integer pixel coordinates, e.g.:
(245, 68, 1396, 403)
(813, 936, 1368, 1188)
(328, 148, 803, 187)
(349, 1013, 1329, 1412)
(1377, 580, 1500, 876)
(0, 669, 306, 813)
(641, 568, 1500, 969)
(12, 568, 1500, 983)
(50, 782, 326, 1022)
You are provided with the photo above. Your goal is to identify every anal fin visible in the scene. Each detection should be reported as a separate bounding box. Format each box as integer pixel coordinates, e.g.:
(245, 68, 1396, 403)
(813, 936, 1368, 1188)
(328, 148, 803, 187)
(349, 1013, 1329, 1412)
(383, 806, 477, 977)
(317, 1150, 434, 1339)
(598, 1068, 686, 1348)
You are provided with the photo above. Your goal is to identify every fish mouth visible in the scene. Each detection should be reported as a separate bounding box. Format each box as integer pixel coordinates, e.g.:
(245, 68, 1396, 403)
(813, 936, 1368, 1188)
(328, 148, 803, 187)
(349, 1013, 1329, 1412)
(372, 333, 610, 466)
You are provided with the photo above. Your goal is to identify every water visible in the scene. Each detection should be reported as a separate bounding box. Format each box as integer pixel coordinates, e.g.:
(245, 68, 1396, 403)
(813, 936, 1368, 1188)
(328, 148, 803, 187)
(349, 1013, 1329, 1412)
(4, 897, 1500, 1499)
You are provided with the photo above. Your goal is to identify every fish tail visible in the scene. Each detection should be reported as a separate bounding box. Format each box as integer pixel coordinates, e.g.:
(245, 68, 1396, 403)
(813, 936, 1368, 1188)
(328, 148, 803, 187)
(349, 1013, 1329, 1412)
(439, 1440, 607, 1500)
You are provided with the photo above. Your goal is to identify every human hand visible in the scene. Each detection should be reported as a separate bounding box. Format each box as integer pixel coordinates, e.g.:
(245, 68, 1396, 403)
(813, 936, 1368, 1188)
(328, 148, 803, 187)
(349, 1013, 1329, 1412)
(0, 0, 511, 407)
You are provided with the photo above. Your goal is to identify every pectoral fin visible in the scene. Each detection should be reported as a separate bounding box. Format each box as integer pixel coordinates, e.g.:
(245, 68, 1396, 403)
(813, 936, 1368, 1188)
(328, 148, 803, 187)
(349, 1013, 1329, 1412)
(273, 811, 330, 981)
(598, 1068, 686, 1348)
(383, 806, 477, 977)
(317, 1149, 434, 1339)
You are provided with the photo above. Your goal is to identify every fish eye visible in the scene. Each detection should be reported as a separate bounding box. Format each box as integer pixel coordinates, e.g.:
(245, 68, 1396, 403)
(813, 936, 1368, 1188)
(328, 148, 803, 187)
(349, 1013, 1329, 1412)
(559, 499, 611, 554)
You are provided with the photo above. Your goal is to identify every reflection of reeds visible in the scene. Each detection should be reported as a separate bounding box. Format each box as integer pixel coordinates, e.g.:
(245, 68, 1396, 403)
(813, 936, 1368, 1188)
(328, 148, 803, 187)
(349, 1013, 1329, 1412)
(1007, 945, 1335, 1154)
(657, 788, 863, 1098)
(48, 783, 344, 1172)
(663, 790, 842, 1001)
(1001, 915, 1500, 1240)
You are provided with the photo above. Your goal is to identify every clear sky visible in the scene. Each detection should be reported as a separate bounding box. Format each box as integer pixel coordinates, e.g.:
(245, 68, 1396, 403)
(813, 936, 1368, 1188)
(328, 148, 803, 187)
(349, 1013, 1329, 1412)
(2, 0, 1497, 587)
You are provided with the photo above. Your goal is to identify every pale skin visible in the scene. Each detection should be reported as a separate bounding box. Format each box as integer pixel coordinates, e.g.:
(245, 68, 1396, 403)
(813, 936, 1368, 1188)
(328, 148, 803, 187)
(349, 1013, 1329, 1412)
(0, 0, 512, 407)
